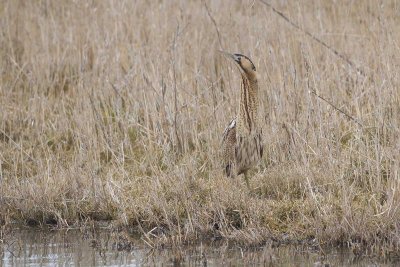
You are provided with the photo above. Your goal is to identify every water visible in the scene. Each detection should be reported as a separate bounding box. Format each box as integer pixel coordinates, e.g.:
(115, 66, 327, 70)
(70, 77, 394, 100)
(0, 228, 398, 266)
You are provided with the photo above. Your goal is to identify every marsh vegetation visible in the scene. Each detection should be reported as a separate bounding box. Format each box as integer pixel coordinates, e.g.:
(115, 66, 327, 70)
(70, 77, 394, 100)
(1, 0, 400, 256)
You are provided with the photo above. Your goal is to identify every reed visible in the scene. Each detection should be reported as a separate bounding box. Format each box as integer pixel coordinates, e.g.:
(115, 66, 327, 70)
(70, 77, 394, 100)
(1, 0, 400, 255)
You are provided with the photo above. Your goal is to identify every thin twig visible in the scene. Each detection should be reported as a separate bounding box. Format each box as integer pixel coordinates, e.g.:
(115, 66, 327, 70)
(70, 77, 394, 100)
(108, 81, 123, 99)
(203, 0, 224, 50)
(89, 96, 113, 149)
(171, 25, 182, 152)
(310, 89, 363, 127)
(302, 48, 363, 127)
(0, 129, 37, 163)
(259, 0, 366, 77)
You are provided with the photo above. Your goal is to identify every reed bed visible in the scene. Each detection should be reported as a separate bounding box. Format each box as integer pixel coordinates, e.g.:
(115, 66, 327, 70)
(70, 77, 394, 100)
(1, 0, 400, 255)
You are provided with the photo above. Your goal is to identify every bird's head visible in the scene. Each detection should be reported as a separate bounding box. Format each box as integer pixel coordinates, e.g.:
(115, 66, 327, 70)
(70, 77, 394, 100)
(220, 51, 257, 80)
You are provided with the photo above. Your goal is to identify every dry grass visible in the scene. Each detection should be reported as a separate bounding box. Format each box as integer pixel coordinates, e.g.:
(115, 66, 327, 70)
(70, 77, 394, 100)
(1, 0, 400, 254)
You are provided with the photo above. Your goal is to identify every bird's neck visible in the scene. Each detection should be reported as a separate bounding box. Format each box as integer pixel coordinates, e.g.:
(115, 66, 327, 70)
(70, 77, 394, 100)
(238, 74, 260, 134)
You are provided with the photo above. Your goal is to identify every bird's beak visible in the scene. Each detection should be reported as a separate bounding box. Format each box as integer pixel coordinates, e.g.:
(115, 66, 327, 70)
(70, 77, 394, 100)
(219, 51, 240, 64)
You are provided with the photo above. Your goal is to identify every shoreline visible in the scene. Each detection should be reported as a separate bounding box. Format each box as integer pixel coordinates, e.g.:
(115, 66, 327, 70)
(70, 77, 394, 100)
(3, 227, 396, 266)
(1, 216, 398, 259)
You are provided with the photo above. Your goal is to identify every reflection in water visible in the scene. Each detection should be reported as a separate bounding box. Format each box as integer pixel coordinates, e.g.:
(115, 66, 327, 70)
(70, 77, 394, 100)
(0, 228, 398, 266)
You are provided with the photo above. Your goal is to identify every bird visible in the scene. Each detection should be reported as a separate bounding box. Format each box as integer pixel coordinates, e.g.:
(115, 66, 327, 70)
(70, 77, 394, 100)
(221, 52, 263, 186)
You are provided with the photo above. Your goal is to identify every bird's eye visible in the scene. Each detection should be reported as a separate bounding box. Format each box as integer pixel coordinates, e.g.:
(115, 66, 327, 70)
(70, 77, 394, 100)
(233, 54, 242, 64)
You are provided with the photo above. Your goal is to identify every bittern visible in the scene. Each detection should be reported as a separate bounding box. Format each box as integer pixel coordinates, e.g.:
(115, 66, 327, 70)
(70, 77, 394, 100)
(221, 52, 263, 186)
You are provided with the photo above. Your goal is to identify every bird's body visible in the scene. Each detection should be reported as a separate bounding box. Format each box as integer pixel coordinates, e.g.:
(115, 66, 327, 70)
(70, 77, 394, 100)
(221, 53, 263, 185)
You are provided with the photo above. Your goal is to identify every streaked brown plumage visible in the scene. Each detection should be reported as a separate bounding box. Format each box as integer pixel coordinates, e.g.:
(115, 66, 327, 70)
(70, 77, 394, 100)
(221, 52, 263, 186)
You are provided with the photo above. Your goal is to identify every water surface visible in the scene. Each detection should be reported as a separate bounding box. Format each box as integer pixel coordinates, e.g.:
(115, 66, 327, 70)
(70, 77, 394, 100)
(0, 228, 397, 266)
